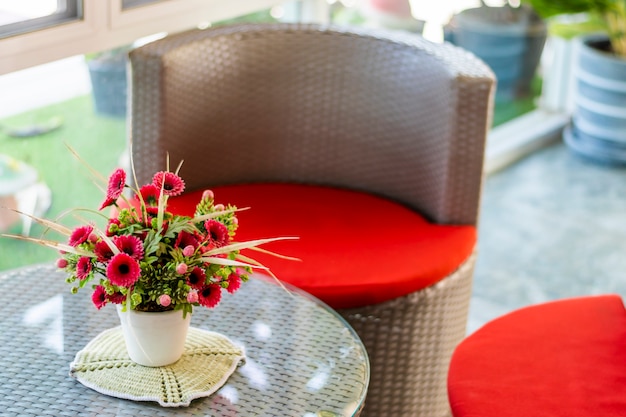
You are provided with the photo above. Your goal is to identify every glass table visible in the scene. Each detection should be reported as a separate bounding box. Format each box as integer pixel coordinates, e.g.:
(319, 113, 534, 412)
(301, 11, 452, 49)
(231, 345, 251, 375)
(0, 264, 369, 416)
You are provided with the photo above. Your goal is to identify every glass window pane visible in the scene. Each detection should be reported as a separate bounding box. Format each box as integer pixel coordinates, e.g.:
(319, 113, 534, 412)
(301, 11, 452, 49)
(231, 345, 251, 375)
(122, 0, 166, 10)
(0, 0, 82, 39)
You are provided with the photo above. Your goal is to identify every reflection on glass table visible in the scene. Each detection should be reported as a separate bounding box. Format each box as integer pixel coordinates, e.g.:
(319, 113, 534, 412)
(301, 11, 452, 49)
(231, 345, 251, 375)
(0, 264, 369, 417)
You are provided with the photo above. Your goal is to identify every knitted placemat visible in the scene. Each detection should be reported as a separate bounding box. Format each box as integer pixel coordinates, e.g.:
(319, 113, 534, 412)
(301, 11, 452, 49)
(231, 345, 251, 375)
(69, 326, 245, 407)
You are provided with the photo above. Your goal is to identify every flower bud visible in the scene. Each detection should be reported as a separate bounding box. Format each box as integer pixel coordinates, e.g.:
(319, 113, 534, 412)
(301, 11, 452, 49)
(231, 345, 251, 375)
(159, 294, 171, 307)
(187, 291, 198, 303)
(214, 204, 224, 211)
(56, 258, 68, 268)
(183, 245, 195, 257)
(176, 263, 188, 275)
(202, 190, 214, 200)
(88, 233, 99, 243)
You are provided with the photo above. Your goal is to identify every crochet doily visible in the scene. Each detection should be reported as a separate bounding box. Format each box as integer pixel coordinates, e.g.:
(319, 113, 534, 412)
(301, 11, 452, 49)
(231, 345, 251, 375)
(69, 326, 245, 407)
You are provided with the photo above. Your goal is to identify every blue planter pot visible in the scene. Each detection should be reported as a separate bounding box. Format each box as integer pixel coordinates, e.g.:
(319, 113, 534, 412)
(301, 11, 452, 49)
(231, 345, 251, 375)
(566, 34, 626, 165)
(87, 55, 128, 118)
(445, 6, 546, 102)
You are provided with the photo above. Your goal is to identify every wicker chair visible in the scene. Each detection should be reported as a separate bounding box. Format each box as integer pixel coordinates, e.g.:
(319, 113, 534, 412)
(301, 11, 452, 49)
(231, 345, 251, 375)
(129, 23, 494, 417)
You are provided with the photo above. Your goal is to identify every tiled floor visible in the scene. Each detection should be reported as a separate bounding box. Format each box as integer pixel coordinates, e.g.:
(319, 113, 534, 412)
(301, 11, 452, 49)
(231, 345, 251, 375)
(468, 140, 626, 333)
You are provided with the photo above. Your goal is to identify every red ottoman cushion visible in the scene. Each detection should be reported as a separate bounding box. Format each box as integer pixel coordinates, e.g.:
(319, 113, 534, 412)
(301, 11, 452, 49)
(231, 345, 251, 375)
(168, 183, 476, 309)
(448, 295, 626, 417)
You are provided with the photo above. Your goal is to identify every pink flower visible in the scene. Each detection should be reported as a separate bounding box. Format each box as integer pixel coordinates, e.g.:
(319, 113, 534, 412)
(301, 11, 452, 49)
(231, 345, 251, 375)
(99, 168, 126, 210)
(76, 257, 92, 280)
(204, 219, 229, 247)
(159, 294, 172, 307)
(202, 190, 214, 200)
(137, 184, 160, 206)
(176, 263, 188, 275)
(182, 245, 195, 257)
(94, 241, 115, 263)
(92, 285, 107, 310)
(114, 235, 144, 260)
(152, 171, 185, 196)
(187, 290, 199, 304)
(68, 225, 94, 247)
(106, 253, 141, 287)
(226, 272, 242, 294)
(198, 284, 222, 308)
(56, 258, 68, 269)
(187, 267, 206, 289)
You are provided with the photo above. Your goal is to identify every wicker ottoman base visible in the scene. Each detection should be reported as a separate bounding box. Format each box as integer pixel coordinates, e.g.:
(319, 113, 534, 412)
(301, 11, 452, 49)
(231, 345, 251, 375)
(338, 250, 476, 417)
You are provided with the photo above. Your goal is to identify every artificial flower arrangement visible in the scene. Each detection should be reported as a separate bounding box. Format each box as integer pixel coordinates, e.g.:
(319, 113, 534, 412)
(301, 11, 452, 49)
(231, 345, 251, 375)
(4, 155, 292, 317)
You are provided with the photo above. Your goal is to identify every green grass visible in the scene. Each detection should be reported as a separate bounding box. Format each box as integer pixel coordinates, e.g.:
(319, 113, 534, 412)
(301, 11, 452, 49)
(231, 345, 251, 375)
(493, 77, 543, 127)
(0, 95, 126, 271)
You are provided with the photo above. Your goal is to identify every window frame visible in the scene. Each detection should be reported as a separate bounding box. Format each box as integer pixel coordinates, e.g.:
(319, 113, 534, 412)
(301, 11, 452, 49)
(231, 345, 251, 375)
(0, 0, 82, 40)
(0, 0, 295, 75)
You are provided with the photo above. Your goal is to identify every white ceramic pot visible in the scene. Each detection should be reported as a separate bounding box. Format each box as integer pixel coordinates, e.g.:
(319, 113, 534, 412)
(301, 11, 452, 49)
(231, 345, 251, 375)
(116, 305, 191, 367)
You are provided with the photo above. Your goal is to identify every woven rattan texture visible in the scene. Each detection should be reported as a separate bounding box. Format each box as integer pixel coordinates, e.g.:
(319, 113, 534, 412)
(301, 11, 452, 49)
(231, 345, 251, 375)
(339, 251, 475, 417)
(0, 265, 368, 416)
(130, 23, 494, 226)
(70, 327, 245, 407)
(129, 23, 493, 417)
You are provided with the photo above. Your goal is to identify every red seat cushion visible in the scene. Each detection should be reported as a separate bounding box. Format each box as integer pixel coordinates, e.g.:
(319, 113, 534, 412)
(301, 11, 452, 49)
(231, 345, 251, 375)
(448, 295, 626, 417)
(168, 183, 476, 309)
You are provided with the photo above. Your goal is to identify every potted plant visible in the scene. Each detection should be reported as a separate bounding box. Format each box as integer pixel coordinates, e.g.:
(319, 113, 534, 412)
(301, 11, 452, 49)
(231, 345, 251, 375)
(3, 154, 292, 367)
(85, 46, 130, 118)
(357, 0, 425, 33)
(332, 0, 425, 33)
(524, 0, 626, 164)
(445, 1, 547, 101)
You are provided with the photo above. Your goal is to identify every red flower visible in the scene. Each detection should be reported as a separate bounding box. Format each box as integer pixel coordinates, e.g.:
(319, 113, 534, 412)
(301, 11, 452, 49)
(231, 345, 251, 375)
(187, 267, 206, 290)
(92, 285, 107, 310)
(152, 171, 185, 196)
(99, 168, 126, 210)
(204, 220, 229, 247)
(68, 225, 94, 247)
(175, 230, 198, 250)
(106, 218, 121, 236)
(137, 184, 160, 206)
(114, 235, 144, 260)
(106, 253, 141, 287)
(94, 241, 115, 263)
(107, 292, 126, 304)
(76, 257, 92, 280)
(198, 284, 222, 308)
(226, 272, 242, 294)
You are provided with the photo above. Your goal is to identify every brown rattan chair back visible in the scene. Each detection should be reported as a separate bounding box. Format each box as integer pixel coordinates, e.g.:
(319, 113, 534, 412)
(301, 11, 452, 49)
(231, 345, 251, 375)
(130, 23, 494, 226)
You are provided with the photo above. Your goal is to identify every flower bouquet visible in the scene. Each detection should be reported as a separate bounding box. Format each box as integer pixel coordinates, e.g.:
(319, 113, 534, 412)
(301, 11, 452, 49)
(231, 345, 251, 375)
(2, 153, 294, 366)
